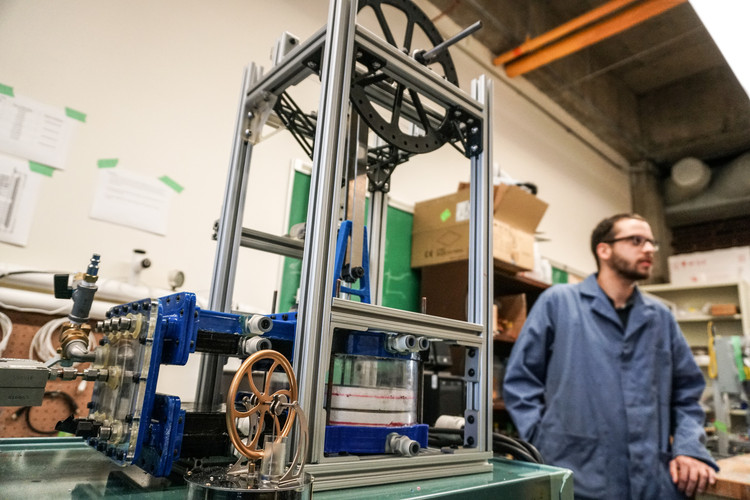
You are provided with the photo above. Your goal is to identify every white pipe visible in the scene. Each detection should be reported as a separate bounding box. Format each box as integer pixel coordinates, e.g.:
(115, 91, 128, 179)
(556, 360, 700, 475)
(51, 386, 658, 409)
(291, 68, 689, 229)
(0, 262, 207, 309)
(0, 287, 112, 319)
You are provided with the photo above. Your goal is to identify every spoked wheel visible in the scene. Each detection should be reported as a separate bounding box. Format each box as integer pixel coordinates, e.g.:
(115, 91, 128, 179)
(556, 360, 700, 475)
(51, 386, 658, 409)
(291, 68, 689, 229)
(353, 0, 460, 154)
(225, 350, 299, 460)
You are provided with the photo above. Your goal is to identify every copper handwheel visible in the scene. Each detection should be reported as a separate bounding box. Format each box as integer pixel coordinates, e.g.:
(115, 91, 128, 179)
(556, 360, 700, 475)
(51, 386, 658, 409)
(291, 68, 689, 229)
(225, 349, 298, 460)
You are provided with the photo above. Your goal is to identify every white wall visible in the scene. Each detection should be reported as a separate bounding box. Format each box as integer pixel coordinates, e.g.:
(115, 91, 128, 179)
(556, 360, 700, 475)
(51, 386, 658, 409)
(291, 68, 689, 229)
(1, 0, 630, 308)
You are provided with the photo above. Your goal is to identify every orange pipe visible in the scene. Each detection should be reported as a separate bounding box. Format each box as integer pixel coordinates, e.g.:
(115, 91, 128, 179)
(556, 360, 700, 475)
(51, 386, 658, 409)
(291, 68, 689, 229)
(493, 0, 640, 66)
(504, 0, 687, 77)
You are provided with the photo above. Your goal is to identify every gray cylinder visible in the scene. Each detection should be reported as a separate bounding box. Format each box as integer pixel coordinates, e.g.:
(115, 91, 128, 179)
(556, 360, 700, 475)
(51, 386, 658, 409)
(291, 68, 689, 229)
(663, 157, 711, 205)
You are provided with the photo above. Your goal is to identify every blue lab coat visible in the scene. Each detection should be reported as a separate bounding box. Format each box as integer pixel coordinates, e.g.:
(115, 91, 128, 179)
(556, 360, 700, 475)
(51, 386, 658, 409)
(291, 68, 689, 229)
(503, 274, 718, 499)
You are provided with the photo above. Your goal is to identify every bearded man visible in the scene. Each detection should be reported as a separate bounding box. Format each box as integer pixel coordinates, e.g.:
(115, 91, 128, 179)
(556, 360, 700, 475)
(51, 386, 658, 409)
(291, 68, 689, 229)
(503, 214, 718, 499)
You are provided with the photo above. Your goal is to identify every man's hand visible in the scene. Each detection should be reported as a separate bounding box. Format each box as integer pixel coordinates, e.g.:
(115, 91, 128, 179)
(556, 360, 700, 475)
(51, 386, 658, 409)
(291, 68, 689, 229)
(669, 455, 717, 497)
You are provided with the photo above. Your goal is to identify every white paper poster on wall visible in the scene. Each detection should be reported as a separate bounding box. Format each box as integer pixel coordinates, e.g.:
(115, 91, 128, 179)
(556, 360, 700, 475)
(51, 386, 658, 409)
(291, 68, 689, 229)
(0, 93, 79, 170)
(89, 168, 173, 235)
(0, 153, 42, 246)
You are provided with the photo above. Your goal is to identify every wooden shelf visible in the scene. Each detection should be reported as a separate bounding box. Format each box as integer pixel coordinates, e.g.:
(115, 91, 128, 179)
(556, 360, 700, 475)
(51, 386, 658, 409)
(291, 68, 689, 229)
(676, 314, 741, 322)
(494, 270, 550, 296)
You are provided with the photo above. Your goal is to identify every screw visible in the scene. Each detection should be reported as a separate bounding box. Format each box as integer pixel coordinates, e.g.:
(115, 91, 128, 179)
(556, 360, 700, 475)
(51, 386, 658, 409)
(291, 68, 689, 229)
(470, 145, 479, 152)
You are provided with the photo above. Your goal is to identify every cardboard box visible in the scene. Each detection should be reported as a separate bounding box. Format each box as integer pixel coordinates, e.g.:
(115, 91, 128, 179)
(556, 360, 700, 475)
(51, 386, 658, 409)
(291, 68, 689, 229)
(411, 184, 548, 272)
(668, 246, 750, 285)
(710, 303, 738, 316)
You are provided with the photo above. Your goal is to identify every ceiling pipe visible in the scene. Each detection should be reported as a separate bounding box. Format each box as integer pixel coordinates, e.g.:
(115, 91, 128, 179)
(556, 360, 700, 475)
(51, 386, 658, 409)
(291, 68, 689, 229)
(493, 0, 640, 66)
(502, 0, 688, 78)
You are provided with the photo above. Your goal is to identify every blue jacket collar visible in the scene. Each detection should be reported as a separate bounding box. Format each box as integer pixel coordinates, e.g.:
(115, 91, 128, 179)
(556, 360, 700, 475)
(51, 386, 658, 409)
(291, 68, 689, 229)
(580, 274, 653, 335)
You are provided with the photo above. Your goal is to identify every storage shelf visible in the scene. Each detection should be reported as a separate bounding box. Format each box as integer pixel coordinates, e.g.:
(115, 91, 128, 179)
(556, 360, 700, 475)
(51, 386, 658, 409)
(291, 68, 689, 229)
(642, 281, 743, 293)
(676, 314, 742, 322)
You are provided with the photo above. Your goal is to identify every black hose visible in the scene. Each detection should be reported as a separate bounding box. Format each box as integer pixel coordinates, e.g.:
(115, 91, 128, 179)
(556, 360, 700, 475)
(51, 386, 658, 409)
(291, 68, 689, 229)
(13, 391, 78, 435)
(493, 440, 537, 463)
(429, 427, 544, 464)
(493, 432, 544, 464)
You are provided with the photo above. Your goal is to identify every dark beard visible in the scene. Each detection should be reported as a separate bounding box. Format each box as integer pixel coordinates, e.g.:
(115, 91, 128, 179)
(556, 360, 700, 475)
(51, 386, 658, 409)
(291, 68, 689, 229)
(611, 253, 651, 281)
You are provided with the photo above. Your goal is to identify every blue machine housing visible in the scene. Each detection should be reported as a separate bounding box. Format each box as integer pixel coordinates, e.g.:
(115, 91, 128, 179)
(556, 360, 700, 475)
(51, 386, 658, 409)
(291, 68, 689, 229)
(88, 292, 252, 477)
(83, 219, 428, 475)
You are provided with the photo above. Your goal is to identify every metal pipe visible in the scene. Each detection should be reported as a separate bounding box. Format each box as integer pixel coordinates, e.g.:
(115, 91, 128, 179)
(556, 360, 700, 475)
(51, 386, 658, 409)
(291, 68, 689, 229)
(293, 0, 358, 461)
(504, 0, 688, 77)
(493, 0, 639, 66)
(420, 21, 482, 64)
(195, 65, 257, 411)
(465, 75, 493, 452)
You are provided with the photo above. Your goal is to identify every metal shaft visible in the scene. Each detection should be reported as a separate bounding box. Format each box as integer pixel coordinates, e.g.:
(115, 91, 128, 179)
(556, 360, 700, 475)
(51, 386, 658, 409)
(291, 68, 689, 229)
(420, 21, 482, 64)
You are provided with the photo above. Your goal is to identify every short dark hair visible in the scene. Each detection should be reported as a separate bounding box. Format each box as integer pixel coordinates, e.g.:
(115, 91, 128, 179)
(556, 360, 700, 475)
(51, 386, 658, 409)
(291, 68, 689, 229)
(590, 213, 647, 269)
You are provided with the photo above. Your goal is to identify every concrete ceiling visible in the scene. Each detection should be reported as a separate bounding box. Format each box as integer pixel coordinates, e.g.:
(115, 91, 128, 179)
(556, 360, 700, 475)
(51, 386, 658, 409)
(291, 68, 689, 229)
(425, 0, 750, 173)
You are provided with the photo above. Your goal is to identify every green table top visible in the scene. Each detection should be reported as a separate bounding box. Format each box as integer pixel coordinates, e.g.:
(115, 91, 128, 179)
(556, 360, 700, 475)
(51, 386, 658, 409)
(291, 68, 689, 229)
(0, 437, 573, 499)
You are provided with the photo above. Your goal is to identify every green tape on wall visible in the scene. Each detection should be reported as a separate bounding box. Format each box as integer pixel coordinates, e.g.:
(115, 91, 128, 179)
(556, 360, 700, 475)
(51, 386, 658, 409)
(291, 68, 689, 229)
(159, 175, 184, 193)
(29, 161, 55, 177)
(65, 107, 86, 122)
(0, 83, 14, 97)
(97, 159, 119, 168)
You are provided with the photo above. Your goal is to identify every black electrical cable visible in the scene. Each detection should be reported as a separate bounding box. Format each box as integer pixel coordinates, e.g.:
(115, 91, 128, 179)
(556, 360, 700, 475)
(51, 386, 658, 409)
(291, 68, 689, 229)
(493, 432, 544, 464)
(429, 426, 544, 464)
(12, 391, 79, 435)
(492, 440, 537, 463)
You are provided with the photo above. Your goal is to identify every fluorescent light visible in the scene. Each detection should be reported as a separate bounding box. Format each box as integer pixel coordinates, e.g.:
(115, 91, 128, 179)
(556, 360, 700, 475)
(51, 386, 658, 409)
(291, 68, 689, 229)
(690, 0, 750, 99)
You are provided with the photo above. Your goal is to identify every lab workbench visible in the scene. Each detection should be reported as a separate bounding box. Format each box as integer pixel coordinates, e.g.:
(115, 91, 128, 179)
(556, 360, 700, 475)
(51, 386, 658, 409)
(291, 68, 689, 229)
(0, 437, 573, 499)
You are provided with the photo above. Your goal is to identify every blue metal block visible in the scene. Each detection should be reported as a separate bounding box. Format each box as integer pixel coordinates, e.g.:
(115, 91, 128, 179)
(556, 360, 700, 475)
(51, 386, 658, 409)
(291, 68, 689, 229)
(265, 311, 298, 342)
(139, 394, 185, 477)
(343, 330, 414, 360)
(324, 424, 428, 454)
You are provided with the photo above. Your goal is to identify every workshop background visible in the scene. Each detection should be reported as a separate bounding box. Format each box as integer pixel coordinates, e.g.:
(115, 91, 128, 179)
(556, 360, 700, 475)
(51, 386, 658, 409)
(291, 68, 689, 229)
(1, 0, 748, 437)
